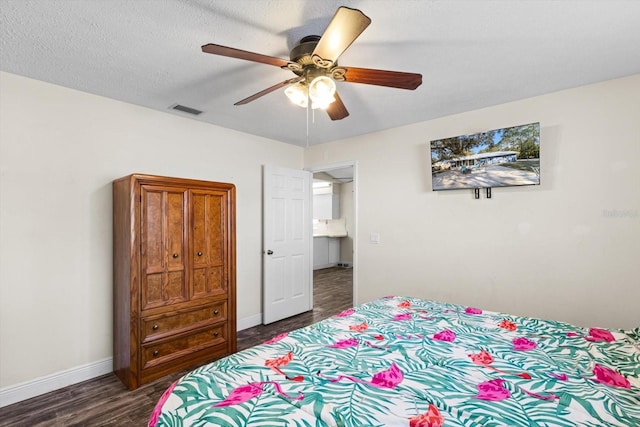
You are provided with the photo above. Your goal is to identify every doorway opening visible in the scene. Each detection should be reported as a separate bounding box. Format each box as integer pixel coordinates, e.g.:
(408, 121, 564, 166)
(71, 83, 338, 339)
(306, 162, 357, 310)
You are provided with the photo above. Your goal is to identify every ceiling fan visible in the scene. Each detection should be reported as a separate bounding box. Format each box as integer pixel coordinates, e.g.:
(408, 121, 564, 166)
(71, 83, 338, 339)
(202, 6, 422, 120)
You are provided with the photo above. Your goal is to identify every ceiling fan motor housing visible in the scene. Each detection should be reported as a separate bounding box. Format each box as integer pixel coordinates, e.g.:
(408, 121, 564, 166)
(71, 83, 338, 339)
(289, 35, 338, 82)
(289, 35, 321, 64)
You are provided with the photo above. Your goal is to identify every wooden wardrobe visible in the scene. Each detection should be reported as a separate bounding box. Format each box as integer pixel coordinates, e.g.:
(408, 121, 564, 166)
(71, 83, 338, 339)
(113, 174, 236, 390)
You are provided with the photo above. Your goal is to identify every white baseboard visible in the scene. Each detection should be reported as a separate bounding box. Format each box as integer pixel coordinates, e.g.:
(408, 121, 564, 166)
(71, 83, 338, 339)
(0, 316, 264, 407)
(237, 313, 262, 331)
(0, 357, 113, 408)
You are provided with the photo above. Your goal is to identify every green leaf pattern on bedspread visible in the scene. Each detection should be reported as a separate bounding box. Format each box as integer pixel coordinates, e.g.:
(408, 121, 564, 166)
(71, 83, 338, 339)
(150, 297, 640, 426)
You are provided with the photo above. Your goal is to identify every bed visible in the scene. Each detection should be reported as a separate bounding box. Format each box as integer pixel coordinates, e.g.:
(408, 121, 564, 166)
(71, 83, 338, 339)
(149, 296, 640, 426)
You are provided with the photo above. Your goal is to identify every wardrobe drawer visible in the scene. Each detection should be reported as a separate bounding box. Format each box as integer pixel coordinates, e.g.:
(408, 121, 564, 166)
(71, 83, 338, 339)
(142, 301, 227, 342)
(142, 324, 227, 369)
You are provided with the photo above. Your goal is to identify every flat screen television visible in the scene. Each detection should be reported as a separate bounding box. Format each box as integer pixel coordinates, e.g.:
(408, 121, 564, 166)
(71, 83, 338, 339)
(430, 122, 540, 191)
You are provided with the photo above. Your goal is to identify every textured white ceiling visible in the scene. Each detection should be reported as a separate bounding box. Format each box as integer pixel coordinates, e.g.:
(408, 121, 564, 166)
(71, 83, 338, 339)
(2, 0, 640, 146)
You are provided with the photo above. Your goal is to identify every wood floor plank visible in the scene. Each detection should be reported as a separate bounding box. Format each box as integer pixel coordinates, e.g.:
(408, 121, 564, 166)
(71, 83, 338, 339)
(0, 268, 352, 426)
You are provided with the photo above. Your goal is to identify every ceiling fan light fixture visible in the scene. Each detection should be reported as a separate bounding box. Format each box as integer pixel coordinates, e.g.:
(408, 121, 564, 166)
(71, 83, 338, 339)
(284, 82, 309, 108)
(284, 76, 337, 110)
(308, 76, 336, 109)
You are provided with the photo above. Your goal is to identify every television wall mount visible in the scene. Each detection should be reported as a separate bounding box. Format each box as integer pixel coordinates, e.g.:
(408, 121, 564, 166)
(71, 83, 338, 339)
(474, 188, 491, 199)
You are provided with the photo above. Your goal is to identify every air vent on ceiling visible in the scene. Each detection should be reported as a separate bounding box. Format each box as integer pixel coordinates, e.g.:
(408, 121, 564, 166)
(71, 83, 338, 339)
(170, 104, 203, 115)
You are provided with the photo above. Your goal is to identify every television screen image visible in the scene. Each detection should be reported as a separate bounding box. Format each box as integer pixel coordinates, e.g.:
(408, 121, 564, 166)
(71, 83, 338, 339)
(430, 122, 540, 191)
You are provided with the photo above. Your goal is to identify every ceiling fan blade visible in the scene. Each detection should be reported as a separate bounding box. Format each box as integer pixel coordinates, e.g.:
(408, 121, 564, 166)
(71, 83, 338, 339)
(202, 43, 292, 68)
(340, 66, 422, 90)
(312, 7, 371, 67)
(234, 77, 304, 105)
(326, 91, 349, 120)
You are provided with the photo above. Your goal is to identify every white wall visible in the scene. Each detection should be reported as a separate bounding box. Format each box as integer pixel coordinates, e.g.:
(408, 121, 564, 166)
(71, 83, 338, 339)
(305, 74, 640, 330)
(0, 72, 303, 398)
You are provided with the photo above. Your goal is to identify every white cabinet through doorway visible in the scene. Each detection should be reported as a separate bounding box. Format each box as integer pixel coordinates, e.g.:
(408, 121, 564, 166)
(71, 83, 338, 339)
(312, 181, 340, 220)
(313, 194, 339, 219)
(328, 238, 340, 265)
(313, 236, 341, 270)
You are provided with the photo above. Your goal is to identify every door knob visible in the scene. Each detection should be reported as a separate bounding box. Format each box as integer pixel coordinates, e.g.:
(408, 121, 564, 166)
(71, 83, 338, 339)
(266, 250, 273, 255)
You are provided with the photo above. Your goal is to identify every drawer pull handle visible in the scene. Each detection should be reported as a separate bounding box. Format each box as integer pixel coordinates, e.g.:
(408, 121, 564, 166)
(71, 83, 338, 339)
(213, 310, 219, 315)
(152, 324, 159, 330)
(197, 251, 203, 256)
(153, 350, 159, 357)
(213, 331, 219, 337)
(172, 253, 179, 259)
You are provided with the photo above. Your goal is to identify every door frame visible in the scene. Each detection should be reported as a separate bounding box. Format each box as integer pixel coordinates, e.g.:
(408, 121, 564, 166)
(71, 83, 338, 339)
(305, 160, 357, 306)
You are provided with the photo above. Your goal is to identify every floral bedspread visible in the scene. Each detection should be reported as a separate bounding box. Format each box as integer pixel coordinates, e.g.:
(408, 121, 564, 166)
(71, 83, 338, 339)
(150, 296, 640, 426)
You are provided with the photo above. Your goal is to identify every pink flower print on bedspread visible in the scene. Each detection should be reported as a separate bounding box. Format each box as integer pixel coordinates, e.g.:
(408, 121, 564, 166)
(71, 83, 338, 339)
(398, 300, 412, 308)
(264, 332, 287, 344)
(349, 322, 368, 332)
(468, 350, 531, 379)
(214, 383, 263, 407)
(214, 381, 303, 407)
(498, 319, 517, 331)
(586, 328, 615, 342)
(148, 379, 178, 427)
(265, 351, 303, 382)
(475, 379, 511, 401)
(520, 388, 558, 401)
(549, 372, 568, 381)
(592, 363, 631, 389)
(409, 404, 445, 427)
(469, 349, 494, 367)
(470, 357, 557, 401)
(433, 329, 456, 342)
(512, 337, 537, 351)
(465, 307, 482, 315)
(565, 327, 616, 342)
(321, 362, 404, 389)
(264, 351, 294, 368)
(370, 362, 404, 388)
(394, 313, 412, 321)
(335, 308, 355, 317)
(329, 338, 359, 348)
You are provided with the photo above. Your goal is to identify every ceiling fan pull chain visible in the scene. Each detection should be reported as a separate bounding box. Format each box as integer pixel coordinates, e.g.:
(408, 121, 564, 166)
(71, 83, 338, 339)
(306, 92, 310, 148)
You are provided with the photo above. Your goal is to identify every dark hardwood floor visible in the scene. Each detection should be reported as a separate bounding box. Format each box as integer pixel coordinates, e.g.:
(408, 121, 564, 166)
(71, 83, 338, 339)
(0, 267, 353, 426)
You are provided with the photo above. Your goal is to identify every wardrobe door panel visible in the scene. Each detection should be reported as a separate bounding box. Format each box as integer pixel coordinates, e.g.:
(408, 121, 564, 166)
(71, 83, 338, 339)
(166, 192, 185, 270)
(141, 186, 188, 310)
(191, 190, 227, 299)
(143, 191, 164, 272)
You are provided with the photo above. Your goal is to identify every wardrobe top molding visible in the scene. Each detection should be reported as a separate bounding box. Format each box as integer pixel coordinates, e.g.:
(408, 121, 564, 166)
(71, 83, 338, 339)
(114, 173, 236, 191)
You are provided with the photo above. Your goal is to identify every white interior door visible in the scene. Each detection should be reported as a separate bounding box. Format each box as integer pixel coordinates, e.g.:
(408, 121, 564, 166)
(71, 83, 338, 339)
(263, 165, 313, 324)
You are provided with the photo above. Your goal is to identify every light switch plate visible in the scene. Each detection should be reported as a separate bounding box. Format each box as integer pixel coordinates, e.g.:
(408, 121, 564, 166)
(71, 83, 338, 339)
(370, 233, 380, 244)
